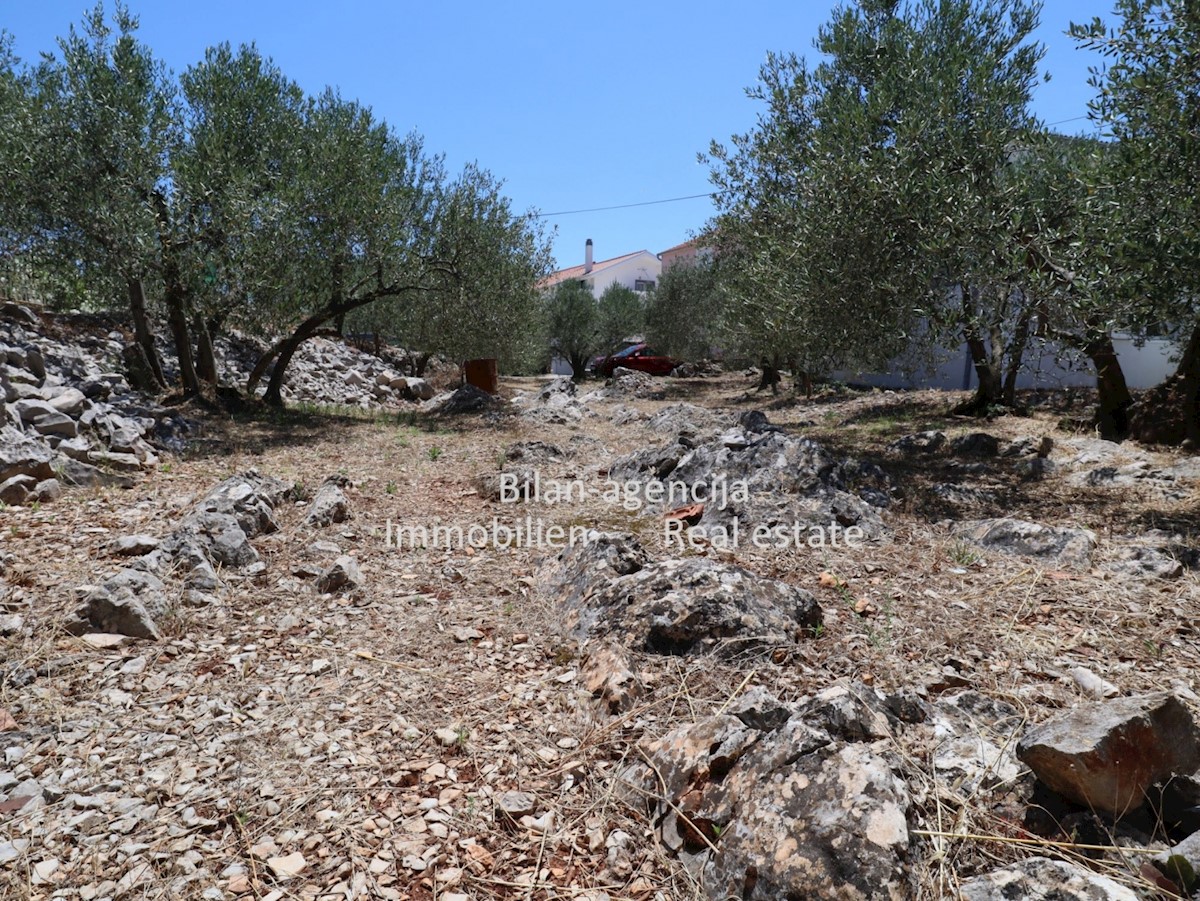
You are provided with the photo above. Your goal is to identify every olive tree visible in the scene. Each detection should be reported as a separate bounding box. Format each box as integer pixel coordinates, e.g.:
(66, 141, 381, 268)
(1070, 1, 1200, 444)
(645, 256, 725, 361)
(545, 279, 598, 380)
(20, 4, 178, 388)
(595, 284, 645, 355)
(707, 0, 1051, 408)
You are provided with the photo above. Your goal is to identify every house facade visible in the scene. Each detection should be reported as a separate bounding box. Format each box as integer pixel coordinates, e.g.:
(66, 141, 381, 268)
(658, 238, 711, 271)
(543, 239, 662, 297)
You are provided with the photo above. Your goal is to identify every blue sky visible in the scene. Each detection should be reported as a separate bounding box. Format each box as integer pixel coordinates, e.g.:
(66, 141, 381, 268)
(4, 1, 1114, 272)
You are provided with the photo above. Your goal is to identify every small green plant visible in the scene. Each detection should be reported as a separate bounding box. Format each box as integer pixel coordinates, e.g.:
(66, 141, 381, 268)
(293, 481, 312, 503)
(385, 481, 397, 495)
(502, 600, 515, 616)
(427, 446, 442, 462)
(948, 541, 981, 568)
(160, 463, 173, 474)
(865, 600, 895, 650)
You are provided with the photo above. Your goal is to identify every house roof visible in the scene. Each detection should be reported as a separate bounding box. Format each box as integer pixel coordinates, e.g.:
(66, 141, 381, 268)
(541, 250, 656, 289)
(659, 238, 699, 258)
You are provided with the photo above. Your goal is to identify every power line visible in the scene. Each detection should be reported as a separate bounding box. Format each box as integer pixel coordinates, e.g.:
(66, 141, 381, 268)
(1046, 114, 1092, 127)
(535, 191, 723, 218)
(537, 116, 1094, 218)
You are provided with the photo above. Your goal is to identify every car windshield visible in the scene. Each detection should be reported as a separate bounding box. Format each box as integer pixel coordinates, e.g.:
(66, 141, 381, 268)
(612, 344, 644, 359)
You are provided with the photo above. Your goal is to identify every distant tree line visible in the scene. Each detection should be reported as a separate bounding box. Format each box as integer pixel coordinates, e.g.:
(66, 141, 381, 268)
(650, 0, 1196, 445)
(0, 4, 553, 406)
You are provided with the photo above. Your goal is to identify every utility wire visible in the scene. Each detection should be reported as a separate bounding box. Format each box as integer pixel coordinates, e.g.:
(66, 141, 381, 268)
(535, 191, 723, 218)
(536, 115, 1096, 219)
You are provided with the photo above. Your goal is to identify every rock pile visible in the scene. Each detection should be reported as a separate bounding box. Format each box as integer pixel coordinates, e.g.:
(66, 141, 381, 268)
(621, 682, 912, 899)
(538, 421, 1200, 899)
(511, 377, 586, 424)
(1, 304, 451, 509)
(955, 517, 1098, 569)
(2, 306, 192, 504)
(609, 412, 890, 540)
(220, 335, 438, 408)
(541, 531, 822, 658)
(592, 366, 666, 400)
(426, 383, 501, 415)
(69, 471, 291, 639)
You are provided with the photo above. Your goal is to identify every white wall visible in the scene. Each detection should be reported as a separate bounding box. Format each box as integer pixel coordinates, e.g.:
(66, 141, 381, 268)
(836, 334, 1180, 391)
(585, 252, 662, 297)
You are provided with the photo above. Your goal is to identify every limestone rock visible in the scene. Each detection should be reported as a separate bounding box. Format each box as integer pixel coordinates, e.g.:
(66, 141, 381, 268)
(0, 425, 54, 483)
(704, 743, 911, 900)
(170, 512, 259, 568)
(47, 388, 87, 416)
(888, 430, 946, 454)
(544, 533, 821, 658)
(955, 517, 1097, 568)
(580, 643, 643, 714)
(1017, 693, 1200, 815)
(317, 555, 363, 593)
(106, 535, 161, 557)
(195, 471, 289, 537)
(305, 478, 351, 527)
(0, 474, 35, 505)
(29, 478, 62, 503)
(403, 377, 434, 401)
(959, 857, 1138, 901)
(70, 569, 170, 640)
(950, 432, 1001, 457)
(433, 384, 498, 415)
(32, 411, 78, 438)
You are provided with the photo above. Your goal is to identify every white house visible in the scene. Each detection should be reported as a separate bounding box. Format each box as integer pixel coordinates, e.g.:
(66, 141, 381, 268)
(835, 332, 1178, 391)
(543, 239, 662, 297)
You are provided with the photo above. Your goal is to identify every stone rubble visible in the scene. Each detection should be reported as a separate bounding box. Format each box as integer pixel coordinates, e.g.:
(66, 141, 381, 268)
(609, 414, 891, 540)
(1017, 693, 1200, 816)
(955, 517, 1098, 568)
(542, 531, 822, 658)
(1, 306, 462, 511)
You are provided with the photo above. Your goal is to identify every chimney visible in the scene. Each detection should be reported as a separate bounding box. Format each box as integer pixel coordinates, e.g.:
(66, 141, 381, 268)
(584, 238, 594, 274)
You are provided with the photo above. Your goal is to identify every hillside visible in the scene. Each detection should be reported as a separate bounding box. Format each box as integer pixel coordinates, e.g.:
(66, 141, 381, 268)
(2, 302, 1200, 900)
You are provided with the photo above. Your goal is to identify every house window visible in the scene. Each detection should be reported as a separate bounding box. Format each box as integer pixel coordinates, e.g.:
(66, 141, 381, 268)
(634, 279, 656, 291)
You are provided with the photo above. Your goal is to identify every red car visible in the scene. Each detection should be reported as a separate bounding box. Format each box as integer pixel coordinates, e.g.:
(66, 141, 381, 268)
(597, 343, 678, 377)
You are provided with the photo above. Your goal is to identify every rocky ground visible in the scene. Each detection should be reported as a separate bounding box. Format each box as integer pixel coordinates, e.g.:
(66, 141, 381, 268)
(2, 304, 1200, 900)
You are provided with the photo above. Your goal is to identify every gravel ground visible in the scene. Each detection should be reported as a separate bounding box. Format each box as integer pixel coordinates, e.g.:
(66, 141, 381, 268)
(2, 372, 1198, 899)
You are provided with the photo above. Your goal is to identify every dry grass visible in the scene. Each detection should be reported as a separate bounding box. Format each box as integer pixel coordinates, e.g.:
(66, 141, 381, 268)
(1, 371, 1197, 899)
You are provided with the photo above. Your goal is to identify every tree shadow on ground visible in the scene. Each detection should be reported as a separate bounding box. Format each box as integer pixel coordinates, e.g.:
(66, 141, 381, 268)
(178, 401, 468, 461)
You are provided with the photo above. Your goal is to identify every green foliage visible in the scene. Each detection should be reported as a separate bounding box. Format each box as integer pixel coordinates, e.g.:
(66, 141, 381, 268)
(348, 164, 554, 374)
(13, 4, 175, 303)
(0, 4, 552, 402)
(645, 257, 724, 360)
(1069, 1, 1200, 321)
(595, 284, 644, 354)
(707, 0, 1048, 396)
(546, 279, 599, 379)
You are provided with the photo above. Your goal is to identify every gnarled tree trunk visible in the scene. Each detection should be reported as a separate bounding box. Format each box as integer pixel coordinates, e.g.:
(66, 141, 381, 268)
(1002, 304, 1034, 408)
(1128, 320, 1200, 446)
(757, 355, 782, 394)
(1084, 333, 1133, 441)
(125, 276, 166, 389)
(193, 314, 218, 388)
